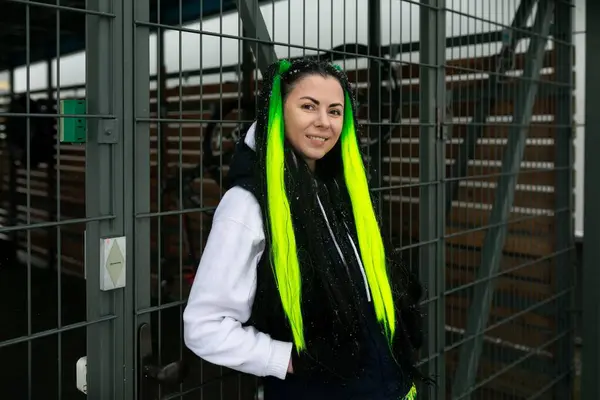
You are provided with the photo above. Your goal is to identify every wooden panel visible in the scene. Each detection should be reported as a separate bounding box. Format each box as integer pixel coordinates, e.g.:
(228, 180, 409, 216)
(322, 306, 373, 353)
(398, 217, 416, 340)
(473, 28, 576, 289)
(445, 227, 554, 258)
(153, 96, 556, 121)
(387, 141, 556, 163)
(148, 50, 558, 100)
(445, 247, 554, 283)
(381, 198, 555, 238)
(389, 123, 557, 139)
(447, 265, 553, 296)
(386, 161, 557, 186)
(445, 357, 554, 400)
(381, 185, 553, 213)
(446, 298, 554, 350)
(150, 122, 558, 145)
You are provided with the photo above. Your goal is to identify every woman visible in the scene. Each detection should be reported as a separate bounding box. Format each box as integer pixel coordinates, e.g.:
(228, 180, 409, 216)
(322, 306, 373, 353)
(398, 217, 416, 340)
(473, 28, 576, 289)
(183, 58, 426, 399)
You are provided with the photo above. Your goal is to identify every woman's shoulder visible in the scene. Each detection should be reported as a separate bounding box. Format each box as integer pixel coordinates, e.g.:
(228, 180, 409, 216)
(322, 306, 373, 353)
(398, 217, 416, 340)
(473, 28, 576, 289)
(213, 186, 264, 237)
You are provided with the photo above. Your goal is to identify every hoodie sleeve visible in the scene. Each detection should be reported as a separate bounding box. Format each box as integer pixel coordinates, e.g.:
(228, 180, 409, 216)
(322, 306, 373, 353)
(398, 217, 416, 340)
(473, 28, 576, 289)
(183, 186, 293, 380)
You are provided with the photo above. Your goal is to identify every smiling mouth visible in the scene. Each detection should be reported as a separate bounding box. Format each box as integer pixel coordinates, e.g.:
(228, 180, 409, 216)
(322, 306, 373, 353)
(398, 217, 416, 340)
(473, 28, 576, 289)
(306, 135, 328, 142)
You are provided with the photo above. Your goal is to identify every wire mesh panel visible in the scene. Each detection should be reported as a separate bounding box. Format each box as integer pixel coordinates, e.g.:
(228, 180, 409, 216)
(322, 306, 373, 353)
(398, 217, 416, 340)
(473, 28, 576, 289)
(0, 0, 575, 399)
(442, 0, 575, 398)
(130, 0, 451, 398)
(132, 0, 261, 399)
(0, 0, 126, 399)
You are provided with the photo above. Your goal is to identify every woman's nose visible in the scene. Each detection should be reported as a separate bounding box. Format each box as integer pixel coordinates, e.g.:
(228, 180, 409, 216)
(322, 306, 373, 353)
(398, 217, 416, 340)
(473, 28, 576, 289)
(315, 110, 330, 128)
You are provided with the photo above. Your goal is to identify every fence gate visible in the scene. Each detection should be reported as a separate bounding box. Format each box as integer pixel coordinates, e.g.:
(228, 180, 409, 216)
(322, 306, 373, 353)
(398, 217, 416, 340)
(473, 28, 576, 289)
(0, 0, 130, 399)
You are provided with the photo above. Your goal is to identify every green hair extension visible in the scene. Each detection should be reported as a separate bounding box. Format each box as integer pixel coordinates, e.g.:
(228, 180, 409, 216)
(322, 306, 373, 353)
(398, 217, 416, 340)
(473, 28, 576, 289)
(403, 384, 417, 400)
(265, 59, 306, 352)
(340, 92, 397, 344)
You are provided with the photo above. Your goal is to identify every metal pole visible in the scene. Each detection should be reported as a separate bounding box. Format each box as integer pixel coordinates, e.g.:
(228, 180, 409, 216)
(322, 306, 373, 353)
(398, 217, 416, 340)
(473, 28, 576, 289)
(582, 0, 600, 398)
(419, 0, 446, 398)
(241, 38, 254, 121)
(131, 0, 152, 397)
(553, 0, 575, 397)
(368, 0, 382, 195)
(8, 68, 17, 252)
(122, 0, 140, 396)
(158, 29, 168, 287)
(85, 0, 125, 397)
(46, 58, 56, 272)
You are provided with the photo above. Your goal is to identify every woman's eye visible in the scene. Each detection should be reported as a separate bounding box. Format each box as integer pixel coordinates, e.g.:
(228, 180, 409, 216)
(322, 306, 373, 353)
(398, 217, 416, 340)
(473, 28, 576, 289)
(301, 104, 315, 111)
(330, 109, 342, 116)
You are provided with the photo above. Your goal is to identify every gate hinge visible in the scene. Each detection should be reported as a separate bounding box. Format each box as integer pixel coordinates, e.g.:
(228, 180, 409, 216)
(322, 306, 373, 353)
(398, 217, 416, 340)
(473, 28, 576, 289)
(98, 119, 119, 144)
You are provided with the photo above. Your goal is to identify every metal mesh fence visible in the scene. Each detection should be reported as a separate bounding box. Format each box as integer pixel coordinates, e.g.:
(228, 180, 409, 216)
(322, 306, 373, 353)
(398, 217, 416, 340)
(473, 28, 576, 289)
(0, 0, 575, 399)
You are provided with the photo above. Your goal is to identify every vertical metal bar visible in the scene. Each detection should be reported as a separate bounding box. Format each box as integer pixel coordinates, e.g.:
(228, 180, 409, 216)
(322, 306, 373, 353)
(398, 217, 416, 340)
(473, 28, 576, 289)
(133, 0, 152, 397)
(54, 4, 63, 397)
(241, 40, 253, 121)
(554, 0, 574, 397)
(367, 0, 381, 195)
(235, 0, 277, 75)
(25, 6, 32, 397)
(444, 0, 538, 219)
(85, 0, 125, 397)
(582, 0, 600, 398)
(46, 59, 56, 272)
(122, 0, 138, 397)
(7, 68, 17, 249)
(158, 29, 167, 296)
(451, 1, 555, 397)
(435, 3, 447, 398)
(419, 0, 446, 398)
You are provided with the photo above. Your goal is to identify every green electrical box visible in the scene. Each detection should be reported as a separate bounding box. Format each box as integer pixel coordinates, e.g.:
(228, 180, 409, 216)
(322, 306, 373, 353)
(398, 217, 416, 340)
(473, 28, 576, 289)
(60, 99, 87, 143)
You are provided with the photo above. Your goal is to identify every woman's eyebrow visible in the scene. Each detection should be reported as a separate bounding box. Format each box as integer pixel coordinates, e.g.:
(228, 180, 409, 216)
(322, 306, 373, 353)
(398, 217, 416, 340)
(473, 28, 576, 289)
(299, 96, 343, 108)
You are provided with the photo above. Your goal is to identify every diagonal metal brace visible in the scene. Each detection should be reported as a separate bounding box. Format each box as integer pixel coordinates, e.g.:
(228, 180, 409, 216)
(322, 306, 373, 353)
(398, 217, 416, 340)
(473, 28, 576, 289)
(235, 0, 278, 76)
(451, 0, 555, 398)
(445, 0, 539, 219)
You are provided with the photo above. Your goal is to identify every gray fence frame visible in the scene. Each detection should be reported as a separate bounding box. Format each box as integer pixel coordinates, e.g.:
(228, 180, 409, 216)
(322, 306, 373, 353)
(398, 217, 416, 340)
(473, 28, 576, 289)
(0, 0, 578, 399)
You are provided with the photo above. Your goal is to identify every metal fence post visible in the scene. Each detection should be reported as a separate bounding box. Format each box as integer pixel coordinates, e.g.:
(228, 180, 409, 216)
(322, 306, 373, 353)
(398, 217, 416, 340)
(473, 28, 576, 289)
(419, 0, 446, 398)
(554, 0, 575, 397)
(121, 0, 141, 397)
(85, 0, 125, 397)
(130, 0, 152, 397)
(7, 67, 17, 250)
(582, 0, 600, 398)
(368, 0, 382, 198)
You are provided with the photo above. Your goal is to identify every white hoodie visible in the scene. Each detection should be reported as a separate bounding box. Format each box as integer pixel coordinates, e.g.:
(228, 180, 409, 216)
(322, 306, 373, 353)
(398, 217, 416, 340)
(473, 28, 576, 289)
(183, 123, 293, 380)
(182, 123, 371, 380)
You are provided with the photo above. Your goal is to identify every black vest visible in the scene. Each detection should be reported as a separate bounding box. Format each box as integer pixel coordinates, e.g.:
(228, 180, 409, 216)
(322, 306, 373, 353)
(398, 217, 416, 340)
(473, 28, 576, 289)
(226, 140, 419, 399)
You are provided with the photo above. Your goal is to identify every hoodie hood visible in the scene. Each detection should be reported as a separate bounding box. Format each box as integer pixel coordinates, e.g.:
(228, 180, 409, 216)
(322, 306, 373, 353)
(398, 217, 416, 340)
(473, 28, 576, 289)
(224, 122, 258, 191)
(243, 121, 258, 151)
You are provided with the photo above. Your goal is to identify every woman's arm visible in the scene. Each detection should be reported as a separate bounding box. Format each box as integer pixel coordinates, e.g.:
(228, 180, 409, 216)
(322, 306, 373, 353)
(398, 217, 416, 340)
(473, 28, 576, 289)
(183, 187, 293, 380)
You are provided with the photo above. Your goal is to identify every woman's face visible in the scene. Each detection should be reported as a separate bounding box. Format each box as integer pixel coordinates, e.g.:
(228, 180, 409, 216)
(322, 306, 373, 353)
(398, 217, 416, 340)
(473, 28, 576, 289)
(283, 74, 345, 170)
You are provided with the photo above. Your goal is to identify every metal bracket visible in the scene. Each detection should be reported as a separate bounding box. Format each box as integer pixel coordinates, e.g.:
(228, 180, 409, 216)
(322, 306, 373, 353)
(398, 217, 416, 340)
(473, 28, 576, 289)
(98, 119, 119, 144)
